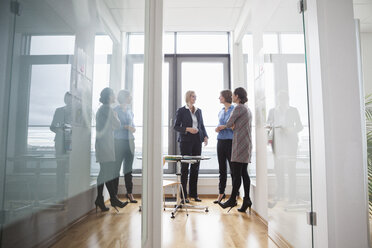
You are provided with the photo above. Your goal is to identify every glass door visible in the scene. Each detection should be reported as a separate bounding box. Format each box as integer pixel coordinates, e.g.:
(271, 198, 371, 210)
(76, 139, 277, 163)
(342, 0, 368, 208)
(1, 1, 146, 247)
(257, 0, 314, 247)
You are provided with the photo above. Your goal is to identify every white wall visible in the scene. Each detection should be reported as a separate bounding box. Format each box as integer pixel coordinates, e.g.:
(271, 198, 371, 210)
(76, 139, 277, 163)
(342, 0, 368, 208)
(361, 32, 372, 96)
(306, 0, 369, 247)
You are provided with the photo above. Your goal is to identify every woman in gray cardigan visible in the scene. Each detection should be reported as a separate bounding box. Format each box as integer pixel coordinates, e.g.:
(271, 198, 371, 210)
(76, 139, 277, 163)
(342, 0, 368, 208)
(95, 88, 128, 212)
(217, 87, 253, 213)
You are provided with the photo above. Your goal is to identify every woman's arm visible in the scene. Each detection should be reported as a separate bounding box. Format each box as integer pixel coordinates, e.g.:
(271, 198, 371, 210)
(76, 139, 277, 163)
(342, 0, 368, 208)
(50, 109, 60, 133)
(174, 108, 187, 133)
(226, 105, 242, 128)
(111, 109, 121, 130)
(293, 108, 304, 133)
(199, 109, 208, 139)
(124, 110, 136, 133)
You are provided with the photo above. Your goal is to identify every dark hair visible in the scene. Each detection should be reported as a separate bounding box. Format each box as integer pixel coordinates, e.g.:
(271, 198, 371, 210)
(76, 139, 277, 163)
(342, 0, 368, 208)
(64, 92, 72, 105)
(220, 90, 232, 103)
(99, 87, 114, 104)
(234, 87, 248, 104)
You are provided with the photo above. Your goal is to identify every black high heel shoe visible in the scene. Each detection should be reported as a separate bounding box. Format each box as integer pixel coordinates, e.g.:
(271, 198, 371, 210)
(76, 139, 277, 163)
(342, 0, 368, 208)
(213, 194, 226, 204)
(218, 199, 237, 213)
(238, 198, 252, 214)
(110, 197, 128, 212)
(126, 194, 138, 203)
(95, 196, 109, 212)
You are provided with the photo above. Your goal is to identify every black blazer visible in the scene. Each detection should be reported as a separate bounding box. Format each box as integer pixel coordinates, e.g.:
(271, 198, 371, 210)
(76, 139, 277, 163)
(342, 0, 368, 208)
(174, 106, 208, 143)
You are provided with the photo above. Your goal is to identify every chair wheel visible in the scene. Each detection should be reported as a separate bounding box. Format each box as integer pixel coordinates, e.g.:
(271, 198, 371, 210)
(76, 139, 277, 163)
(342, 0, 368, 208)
(205, 208, 209, 212)
(139, 206, 142, 212)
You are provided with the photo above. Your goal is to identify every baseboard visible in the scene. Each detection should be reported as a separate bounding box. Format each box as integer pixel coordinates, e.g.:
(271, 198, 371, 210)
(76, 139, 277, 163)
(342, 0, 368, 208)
(268, 226, 293, 248)
(251, 208, 268, 226)
(1, 187, 97, 248)
(36, 208, 96, 248)
(251, 209, 292, 248)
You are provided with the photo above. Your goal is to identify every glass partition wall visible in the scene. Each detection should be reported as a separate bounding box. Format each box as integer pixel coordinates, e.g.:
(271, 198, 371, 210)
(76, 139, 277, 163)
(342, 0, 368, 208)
(251, 0, 313, 247)
(353, 0, 372, 241)
(1, 0, 145, 247)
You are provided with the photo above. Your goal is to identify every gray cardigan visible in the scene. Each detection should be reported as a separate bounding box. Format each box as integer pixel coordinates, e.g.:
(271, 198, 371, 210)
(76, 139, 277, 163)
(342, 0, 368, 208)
(95, 104, 121, 163)
(226, 104, 252, 163)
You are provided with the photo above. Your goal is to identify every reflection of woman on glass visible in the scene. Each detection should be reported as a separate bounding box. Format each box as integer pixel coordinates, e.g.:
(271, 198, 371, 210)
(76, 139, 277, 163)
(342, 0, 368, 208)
(218, 87, 252, 213)
(174, 90, 208, 202)
(214, 90, 234, 204)
(95, 87, 128, 212)
(267, 91, 303, 202)
(114, 90, 137, 203)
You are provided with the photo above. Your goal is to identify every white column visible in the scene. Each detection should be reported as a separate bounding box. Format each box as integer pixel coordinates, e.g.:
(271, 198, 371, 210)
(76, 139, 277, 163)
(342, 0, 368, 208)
(142, 0, 163, 247)
(306, 0, 369, 247)
(110, 38, 124, 93)
(231, 32, 246, 89)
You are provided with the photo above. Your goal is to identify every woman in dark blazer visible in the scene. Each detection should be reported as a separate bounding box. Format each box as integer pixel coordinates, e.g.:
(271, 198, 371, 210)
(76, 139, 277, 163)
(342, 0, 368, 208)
(174, 90, 208, 202)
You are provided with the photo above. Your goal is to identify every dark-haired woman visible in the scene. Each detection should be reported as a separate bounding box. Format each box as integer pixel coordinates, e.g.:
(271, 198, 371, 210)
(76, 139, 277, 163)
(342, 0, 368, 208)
(214, 90, 234, 204)
(218, 87, 253, 213)
(95, 87, 128, 212)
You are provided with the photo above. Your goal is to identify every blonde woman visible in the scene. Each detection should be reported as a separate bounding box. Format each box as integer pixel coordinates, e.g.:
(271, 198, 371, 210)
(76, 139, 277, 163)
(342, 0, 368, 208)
(174, 91, 208, 202)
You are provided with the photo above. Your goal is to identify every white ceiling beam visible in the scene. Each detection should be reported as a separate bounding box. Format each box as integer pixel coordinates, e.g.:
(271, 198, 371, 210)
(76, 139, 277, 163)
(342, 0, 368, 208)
(96, 0, 121, 43)
(233, 0, 252, 44)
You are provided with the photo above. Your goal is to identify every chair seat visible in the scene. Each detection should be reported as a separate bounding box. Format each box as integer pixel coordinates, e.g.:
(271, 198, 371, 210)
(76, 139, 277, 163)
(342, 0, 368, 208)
(163, 180, 180, 188)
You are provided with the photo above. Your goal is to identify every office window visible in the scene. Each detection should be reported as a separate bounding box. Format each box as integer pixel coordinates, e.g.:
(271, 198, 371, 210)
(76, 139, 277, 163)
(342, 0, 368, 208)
(91, 35, 113, 176)
(128, 33, 145, 54)
(30, 35, 75, 55)
(176, 33, 229, 54)
(263, 34, 279, 54)
(94, 35, 113, 55)
(163, 33, 175, 54)
(28, 64, 71, 150)
(280, 34, 305, 54)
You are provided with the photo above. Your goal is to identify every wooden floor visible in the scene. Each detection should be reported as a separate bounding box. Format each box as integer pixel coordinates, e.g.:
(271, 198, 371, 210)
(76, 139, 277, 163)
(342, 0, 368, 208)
(52, 197, 278, 248)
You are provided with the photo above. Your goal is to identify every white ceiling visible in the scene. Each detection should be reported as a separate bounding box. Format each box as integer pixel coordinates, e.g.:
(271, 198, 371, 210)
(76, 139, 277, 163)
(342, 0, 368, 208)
(354, 0, 372, 32)
(104, 0, 246, 32)
(15, 0, 372, 34)
(105, 0, 372, 33)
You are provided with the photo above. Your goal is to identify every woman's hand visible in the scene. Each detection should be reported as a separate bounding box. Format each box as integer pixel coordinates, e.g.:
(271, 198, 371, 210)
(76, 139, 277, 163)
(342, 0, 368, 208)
(125, 126, 136, 133)
(204, 137, 208, 146)
(215, 125, 226, 132)
(186, 127, 198, 134)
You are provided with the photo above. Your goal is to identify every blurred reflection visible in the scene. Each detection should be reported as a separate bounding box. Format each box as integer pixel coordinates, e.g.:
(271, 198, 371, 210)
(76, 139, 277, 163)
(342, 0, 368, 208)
(267, 91, 303, 203)
(114, 90, 137, 203)
(95, 88, 128, 212)
(1, 0, 145, 246)
(50, 92, 72, 201)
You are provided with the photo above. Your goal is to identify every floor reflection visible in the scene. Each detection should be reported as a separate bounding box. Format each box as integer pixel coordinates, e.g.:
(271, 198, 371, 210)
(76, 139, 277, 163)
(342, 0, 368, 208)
(51, 197, 277, 248)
